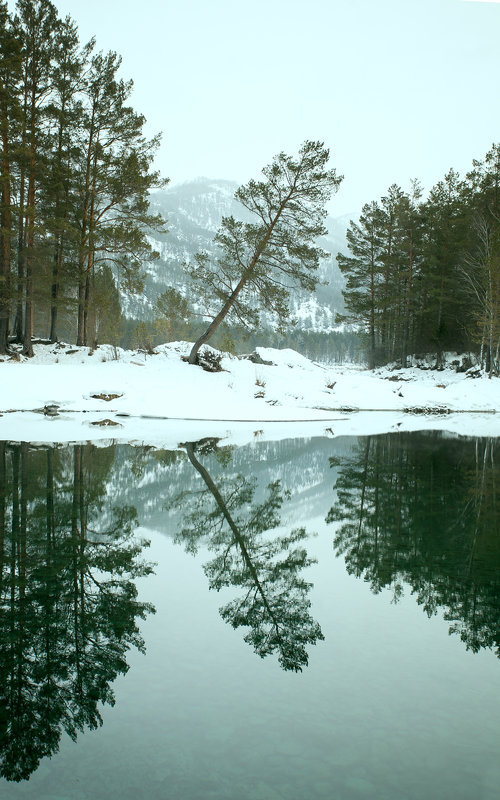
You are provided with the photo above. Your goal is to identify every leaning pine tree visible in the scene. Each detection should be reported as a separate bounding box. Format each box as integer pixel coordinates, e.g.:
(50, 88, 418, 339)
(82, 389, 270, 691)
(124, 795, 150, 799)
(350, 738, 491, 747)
(187, 140, 343, 364)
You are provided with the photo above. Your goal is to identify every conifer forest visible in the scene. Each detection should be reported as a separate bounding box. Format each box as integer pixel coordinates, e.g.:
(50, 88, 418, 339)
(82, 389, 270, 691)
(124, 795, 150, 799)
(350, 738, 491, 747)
(0, 0, 165, 356)
(338, 157, 500, 374)
(1, 0, 500, 372)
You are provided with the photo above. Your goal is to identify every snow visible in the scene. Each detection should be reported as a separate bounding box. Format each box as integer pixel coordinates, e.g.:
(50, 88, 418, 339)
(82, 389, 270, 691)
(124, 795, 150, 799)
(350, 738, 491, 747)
(0, 341, 499, 444)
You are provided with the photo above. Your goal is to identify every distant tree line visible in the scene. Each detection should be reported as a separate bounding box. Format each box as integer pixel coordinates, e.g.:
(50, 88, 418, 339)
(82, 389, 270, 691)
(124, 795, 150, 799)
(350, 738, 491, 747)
(0, 0, 165, 356)
(125, 312, 362, 365)
(338, 146, 500, 373)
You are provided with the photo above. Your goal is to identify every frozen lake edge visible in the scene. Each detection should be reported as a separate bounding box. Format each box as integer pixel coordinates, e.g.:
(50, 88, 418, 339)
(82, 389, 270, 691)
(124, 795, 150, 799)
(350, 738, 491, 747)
(1, 341, 499, 444)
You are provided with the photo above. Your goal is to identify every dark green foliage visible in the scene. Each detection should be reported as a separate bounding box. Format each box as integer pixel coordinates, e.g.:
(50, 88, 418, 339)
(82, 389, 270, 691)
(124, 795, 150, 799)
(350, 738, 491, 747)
(0, 442, 154, 782)
(326, 433, 500, 654)
(153, 287, 192, 343)
(93, 264, 125, 345)
(339, 146, 500, 370)
(0, 1, 166, 354)
(0, 2, 22, 352)
(337, 200, 385, 368)
(170, 440, 324, 671)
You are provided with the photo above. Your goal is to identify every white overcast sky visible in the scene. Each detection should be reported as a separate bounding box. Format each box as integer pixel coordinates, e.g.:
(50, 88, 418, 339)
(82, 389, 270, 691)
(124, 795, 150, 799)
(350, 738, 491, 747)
(8, 0, 500, 215)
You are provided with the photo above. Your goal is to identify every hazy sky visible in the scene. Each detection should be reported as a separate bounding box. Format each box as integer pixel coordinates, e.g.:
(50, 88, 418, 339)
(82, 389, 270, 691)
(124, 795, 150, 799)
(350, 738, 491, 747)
(9, 0, 500, 215)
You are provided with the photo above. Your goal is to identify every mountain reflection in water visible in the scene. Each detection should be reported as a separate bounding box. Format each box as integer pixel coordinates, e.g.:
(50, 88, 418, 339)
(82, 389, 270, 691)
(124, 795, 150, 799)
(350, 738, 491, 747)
(173, 438, 324, 672)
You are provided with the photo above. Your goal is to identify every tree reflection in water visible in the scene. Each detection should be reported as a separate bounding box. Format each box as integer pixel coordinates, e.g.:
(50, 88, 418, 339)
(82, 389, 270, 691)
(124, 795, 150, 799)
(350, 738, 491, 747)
(0, 443, 154, 782)
(172, 438, 324, 672)
(326, 432, 500, 656)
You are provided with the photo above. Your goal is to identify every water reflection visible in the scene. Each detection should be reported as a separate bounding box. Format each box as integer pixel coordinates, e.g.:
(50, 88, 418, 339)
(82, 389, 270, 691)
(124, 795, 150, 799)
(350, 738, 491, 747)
(171, 438, 324, 671)
(1, 431, 500, 794)
(0, 443, 154, 782)
(327, 432, 500, 656)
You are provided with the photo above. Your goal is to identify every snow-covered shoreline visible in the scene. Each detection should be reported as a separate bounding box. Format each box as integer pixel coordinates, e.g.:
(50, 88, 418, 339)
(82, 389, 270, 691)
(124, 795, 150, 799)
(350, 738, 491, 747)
(1, 341, 499, 443)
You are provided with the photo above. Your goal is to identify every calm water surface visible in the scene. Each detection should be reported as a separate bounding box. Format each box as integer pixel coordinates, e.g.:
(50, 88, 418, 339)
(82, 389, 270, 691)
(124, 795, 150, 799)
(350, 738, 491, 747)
(0, 432, 499, 799)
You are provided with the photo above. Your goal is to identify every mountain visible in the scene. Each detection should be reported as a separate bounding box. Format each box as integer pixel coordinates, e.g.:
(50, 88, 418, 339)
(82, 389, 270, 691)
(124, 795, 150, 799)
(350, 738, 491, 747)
(120, 178, 349, 332)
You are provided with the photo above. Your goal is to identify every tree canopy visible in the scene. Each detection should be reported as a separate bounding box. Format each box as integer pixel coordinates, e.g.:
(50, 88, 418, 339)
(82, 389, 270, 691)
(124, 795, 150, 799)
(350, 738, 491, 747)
(0, 0, 166, 355)
(338, 145, 500, 372)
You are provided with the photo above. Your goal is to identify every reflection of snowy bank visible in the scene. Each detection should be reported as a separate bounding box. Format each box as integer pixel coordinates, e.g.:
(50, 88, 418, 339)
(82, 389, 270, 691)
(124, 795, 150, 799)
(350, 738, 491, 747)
(0, 341, 499, 442)
(1, 409, 499, 447)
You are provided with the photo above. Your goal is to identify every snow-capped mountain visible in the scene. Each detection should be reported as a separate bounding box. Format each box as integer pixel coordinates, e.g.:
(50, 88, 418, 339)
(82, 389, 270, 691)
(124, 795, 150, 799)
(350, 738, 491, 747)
(121, 178, 349, 331)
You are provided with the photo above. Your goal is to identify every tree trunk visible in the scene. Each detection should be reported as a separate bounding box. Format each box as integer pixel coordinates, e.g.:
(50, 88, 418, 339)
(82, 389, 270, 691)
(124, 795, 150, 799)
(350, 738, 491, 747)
(0, 80, 12, 354)
(22, 157, 35, 357)
(77, 109, 95, 346)
(49, 245, 61, 342)
(369, 245, 376, 369)
(13, 152, 27, 343)
(401, 239, 414, 368)
(22, 61, 37, 357)
(76, 277, 85, 346)
(0, 442, 5, 581)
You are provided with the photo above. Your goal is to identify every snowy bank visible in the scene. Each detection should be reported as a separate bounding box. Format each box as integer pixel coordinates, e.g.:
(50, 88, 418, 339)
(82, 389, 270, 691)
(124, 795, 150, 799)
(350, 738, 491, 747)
(0, 341, 499, 443)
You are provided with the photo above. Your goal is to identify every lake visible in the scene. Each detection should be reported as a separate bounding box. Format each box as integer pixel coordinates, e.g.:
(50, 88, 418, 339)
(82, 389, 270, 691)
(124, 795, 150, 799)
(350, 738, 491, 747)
(1, 431, 499, 799)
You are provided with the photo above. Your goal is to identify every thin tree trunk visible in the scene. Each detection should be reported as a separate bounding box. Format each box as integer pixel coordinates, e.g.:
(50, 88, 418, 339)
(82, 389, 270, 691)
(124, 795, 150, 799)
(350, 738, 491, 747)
(369, 245, 376, 369)
(401, 239, 414, 368)
(22, 59, 37, 357)
(0, 442, 5, 581)
(13, 85, 28, 343)
(49, 241, 62, 341)
(49, 87, 70, 342)
(0, 76, 13, 353)
(77, 101, 96, 346)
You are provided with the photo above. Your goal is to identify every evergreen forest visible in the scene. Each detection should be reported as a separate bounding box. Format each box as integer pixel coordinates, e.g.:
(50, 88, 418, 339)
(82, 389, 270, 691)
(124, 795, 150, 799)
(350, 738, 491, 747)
(338, 153, 500, 374)
(2, 0, 500, 372)
(0, 0, 165, 356)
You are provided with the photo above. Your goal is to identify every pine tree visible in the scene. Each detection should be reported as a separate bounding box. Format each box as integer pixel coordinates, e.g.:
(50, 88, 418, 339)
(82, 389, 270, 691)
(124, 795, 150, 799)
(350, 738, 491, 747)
(15, 0, 59, 356)
(92, 264, 124, 346)
(337, 202, 384, 368)
(74, 49, 166, 347)
(418, 169, 469, 362)
(378, 184, 404, 362)
(154, 287, 191, 343)
(395, 181, 424, 366)
(462, 144, 500, 373)
(42, 18, 91, 342)
(339, 183, 425, 367)
(187, 141, 342, 364)
(1, 2, 168, 351)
